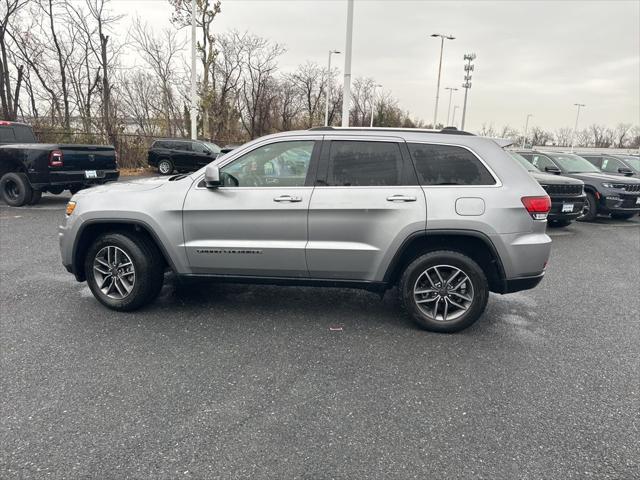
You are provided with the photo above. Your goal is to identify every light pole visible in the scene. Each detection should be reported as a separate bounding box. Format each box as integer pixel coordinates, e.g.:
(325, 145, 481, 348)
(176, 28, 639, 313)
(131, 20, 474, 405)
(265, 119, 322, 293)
(430, 33, 455, 128)
(370, 83, 382, 127)
(460, 53, 476, 130)
(444, 87, 458, 125)
(341, 0, 354, 127)
(190, 0, 197, 139)
(570, 103, 585, 152)
(522, 113, 533, 148)
(324, 50, 341, 127)
(452, 105, 460, 128)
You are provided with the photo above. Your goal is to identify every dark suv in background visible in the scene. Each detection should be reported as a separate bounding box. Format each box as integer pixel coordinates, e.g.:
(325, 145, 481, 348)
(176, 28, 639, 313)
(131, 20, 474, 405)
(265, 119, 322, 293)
(517, 150, 640, 221)
(148, 139, 221, 175)
(578, 153, 640, 179)
(508, 151, 585, 227)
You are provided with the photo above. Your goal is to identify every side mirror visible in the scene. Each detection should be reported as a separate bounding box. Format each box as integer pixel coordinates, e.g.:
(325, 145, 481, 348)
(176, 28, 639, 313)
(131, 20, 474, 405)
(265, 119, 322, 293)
(203, 149, 211, 155)
(204, 164, 221, 188)
(545, 165, 561, 174)
(618, 167, 633, 176)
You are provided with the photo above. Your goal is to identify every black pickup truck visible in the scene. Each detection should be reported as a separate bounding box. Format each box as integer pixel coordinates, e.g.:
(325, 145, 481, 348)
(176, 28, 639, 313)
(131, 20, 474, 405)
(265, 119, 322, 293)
(0, 121, 119, 206)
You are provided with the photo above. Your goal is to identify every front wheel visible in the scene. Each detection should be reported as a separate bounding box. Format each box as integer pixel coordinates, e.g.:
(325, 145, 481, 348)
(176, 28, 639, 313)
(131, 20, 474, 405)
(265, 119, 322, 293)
(158, 159, 174, 175)
(0, 172, 33, 206)
(610, 212, 636, 220)
(577, 191, 597, 222)
(399, 250, 489, 333)
(84, 232, 165, 311)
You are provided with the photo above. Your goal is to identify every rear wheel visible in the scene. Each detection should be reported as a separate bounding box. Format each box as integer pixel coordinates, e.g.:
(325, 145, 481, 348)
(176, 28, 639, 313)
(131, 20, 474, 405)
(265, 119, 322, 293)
(48, 186, 64, 195)
(158, 159, 174, 175)
(610, 212, 636, 220)
(84, 232, 165, 311)
(0, 172, 33, 207)
(28, 190, 42, 205)
(399, 250, 489, 333)
(577, 191, 597, 222)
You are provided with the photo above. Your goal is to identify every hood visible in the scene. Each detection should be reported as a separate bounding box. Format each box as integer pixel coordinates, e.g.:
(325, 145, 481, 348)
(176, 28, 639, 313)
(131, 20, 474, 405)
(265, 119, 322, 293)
(530, 171, 583, 185)
(567, 172, 640, 184)
(72, 175, 174, 198)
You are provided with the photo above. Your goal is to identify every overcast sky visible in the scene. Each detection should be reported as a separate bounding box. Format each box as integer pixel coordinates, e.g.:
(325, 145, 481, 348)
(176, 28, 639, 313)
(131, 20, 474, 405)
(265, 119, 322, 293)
(114, 0, 639, 132)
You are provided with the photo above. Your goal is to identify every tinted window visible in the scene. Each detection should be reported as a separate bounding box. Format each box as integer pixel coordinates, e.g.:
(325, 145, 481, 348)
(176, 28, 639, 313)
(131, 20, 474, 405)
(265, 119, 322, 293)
(529, 154, 558, 171)
(326, 141, 402, 186)
(221, 140, 315, 187)
(0, 125, 36, 143)
(408, 143, 495, 185)
(192, 142, 207, 153)
(0, 127, 16, 142)
(172, 142, 191, 151)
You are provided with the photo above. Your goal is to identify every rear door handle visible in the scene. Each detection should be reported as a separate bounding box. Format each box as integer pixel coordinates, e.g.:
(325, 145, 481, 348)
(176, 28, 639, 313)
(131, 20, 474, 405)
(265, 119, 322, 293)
(387, 194, 417, 202)
(273, 195, 302, 203)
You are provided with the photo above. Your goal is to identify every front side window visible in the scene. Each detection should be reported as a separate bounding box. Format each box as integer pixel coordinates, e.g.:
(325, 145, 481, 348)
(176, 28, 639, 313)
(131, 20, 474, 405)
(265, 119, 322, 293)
(220, 140, 315, 187)
(326, 141, 403, 186)
(601, 157, 626, 173)
(530, 154, 558, 171)
(191, 142, 207, 153)
(408, 143, 496, 185)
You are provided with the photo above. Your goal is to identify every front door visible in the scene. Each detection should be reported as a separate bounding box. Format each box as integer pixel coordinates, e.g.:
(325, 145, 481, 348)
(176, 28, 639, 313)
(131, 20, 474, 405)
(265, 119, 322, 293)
(306, 136, 427, 281)
(182, 137, 321, 277)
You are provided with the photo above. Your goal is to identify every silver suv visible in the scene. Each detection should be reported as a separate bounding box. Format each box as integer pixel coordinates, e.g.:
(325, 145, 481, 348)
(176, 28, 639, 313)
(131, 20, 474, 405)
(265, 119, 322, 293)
(59, 128, 552, 332)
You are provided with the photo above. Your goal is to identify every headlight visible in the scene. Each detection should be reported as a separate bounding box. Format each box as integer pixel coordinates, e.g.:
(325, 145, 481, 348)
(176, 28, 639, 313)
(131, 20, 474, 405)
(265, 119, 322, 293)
(601, 183, 624, 189)
(65, 201, 76, 216)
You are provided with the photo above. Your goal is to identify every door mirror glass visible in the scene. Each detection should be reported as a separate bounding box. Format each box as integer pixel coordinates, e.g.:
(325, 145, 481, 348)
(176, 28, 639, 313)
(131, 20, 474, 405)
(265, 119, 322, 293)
(618, 167, 633, 175)
(544, 165, 561, 174)
(204, 164, 221, 188)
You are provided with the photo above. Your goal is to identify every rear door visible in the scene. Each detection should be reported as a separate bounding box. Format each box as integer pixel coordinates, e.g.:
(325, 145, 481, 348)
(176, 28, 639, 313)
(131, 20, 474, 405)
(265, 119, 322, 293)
(171, 141, 192, 170)
(191, 141, 215, 168)
(182, 136, 322, 277)
(306, 136, 426, 281)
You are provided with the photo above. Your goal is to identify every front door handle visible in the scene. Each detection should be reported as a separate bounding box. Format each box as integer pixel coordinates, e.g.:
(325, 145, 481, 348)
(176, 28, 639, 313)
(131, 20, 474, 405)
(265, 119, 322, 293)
(387, 194, 417, 202)
(273, 195, 302, 203)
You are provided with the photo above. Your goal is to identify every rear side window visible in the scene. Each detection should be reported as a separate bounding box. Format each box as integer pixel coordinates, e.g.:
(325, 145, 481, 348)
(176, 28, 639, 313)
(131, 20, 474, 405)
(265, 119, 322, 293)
(0, 125, 36, 143)
(326, 141, 403, 186)
(407, 143, 495, 186)
(172, 142, 191, 151)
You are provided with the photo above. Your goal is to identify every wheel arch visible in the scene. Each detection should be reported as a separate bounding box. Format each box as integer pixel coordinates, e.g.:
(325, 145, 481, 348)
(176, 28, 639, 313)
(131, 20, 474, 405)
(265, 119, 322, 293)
(72, 220, 175, 281)
(0, 157, 27, 177)
(383, 230, 507, 293)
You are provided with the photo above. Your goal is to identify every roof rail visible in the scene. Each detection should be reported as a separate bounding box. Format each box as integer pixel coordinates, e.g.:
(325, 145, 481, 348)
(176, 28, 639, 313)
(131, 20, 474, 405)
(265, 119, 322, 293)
(308, 126, 475, 135)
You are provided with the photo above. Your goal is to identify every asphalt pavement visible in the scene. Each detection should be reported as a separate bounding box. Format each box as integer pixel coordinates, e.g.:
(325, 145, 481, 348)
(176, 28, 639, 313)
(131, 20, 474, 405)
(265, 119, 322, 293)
(1, 191, 639, 479)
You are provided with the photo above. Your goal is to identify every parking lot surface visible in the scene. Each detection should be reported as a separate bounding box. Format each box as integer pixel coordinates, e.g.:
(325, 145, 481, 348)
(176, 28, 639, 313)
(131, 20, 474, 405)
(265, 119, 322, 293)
(1, 191, 639, 479)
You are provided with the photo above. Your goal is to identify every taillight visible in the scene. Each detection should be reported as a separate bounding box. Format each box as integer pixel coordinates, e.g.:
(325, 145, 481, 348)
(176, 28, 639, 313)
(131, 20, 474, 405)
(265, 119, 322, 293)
(49, 149, 64, 168)
(521, 195, 551, 220)
(114, 150, 119, 168)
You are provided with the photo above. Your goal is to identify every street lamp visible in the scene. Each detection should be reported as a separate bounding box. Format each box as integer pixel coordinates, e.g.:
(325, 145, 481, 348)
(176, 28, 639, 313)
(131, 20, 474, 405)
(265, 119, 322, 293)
(341, 0, 354, 127)
(452, 105, 460, 128)
(430, 33, 455, 128)
(444, 87, 458, 126)
(570, 103, 586, 152)
(370, 83, 382, 127)
(324, 50, 341, 127)
(522, 113, 533, 148)
(460, 53, 476, 130)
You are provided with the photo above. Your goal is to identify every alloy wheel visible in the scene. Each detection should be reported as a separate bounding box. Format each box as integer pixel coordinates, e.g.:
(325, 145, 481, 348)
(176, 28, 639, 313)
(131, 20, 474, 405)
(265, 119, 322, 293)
(92, 246, 136, 299)
(413, 265, 474, 322)
(158, 161, 172, 174)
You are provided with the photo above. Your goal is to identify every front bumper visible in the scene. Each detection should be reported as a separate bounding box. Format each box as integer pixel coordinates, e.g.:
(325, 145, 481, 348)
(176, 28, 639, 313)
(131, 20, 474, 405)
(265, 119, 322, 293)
(548, 194, 586, 221)
(598, 191, 640, 214)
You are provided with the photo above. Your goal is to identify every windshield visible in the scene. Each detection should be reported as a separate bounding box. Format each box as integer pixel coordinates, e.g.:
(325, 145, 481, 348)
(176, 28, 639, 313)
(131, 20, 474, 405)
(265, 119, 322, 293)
(202, 141, 221, 154)
(550, 153, 601, 173)
(509, 151, 539, 172)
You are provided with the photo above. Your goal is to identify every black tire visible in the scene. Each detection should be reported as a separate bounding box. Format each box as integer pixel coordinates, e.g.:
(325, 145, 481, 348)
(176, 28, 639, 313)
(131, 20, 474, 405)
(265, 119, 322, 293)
(577, 191, 597, 222)
(157, 159, 174, 175)
(28, 190, 42, 205)
(84, 232, 165, 311)
(0, 172, 33, 207)
(48, 186, 64, 195)
(548, 219, 572, 228)
(610, 212, 636, 220)
(399, 250, 489, 333)
(69, 185, 83, 195)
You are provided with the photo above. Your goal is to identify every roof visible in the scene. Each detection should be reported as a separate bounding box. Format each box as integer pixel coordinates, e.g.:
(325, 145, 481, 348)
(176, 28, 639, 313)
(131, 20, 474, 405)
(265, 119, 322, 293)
(308, 126, 474, 136)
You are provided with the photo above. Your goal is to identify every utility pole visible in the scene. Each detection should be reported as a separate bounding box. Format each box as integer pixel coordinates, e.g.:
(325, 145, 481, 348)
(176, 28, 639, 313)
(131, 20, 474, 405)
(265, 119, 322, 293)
(190, 0, 197, 140)
(444, 87, 458, 125)
(370, 83, 382, 127)
(324, 50, 341, 126)
(522, 113, 533, 148)
(452, 105, 460, 127)
(570, 103, 585, 152)
(341, 0, 354, 127)
(460, 53, 476, 131)
(430, 33, 455, 127)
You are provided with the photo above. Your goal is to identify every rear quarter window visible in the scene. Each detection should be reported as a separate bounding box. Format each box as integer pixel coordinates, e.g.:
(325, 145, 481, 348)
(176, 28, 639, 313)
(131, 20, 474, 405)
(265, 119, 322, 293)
(407, 143, 496, 186)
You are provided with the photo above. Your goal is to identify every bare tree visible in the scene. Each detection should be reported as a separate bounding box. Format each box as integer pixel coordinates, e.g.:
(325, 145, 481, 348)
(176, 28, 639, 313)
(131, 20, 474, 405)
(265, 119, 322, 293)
(554, 127, 572, 147)
(0, 0, 29, 120)
(530, 126, 552, 146)
(590, 124, 614, 148)
(288, 61, 326, 128)
(613, 123, 632, 148)
(349, 77, 375, 126)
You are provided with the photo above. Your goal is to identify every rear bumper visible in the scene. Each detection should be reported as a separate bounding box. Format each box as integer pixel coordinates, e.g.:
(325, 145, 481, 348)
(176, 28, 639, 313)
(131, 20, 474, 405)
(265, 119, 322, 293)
(31, 169, 119, 188)
(503, 272, 545, 293)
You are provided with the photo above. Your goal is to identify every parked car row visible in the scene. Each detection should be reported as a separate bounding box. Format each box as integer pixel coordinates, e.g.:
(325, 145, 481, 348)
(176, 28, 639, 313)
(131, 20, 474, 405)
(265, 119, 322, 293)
(515, 150, 640, 221)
